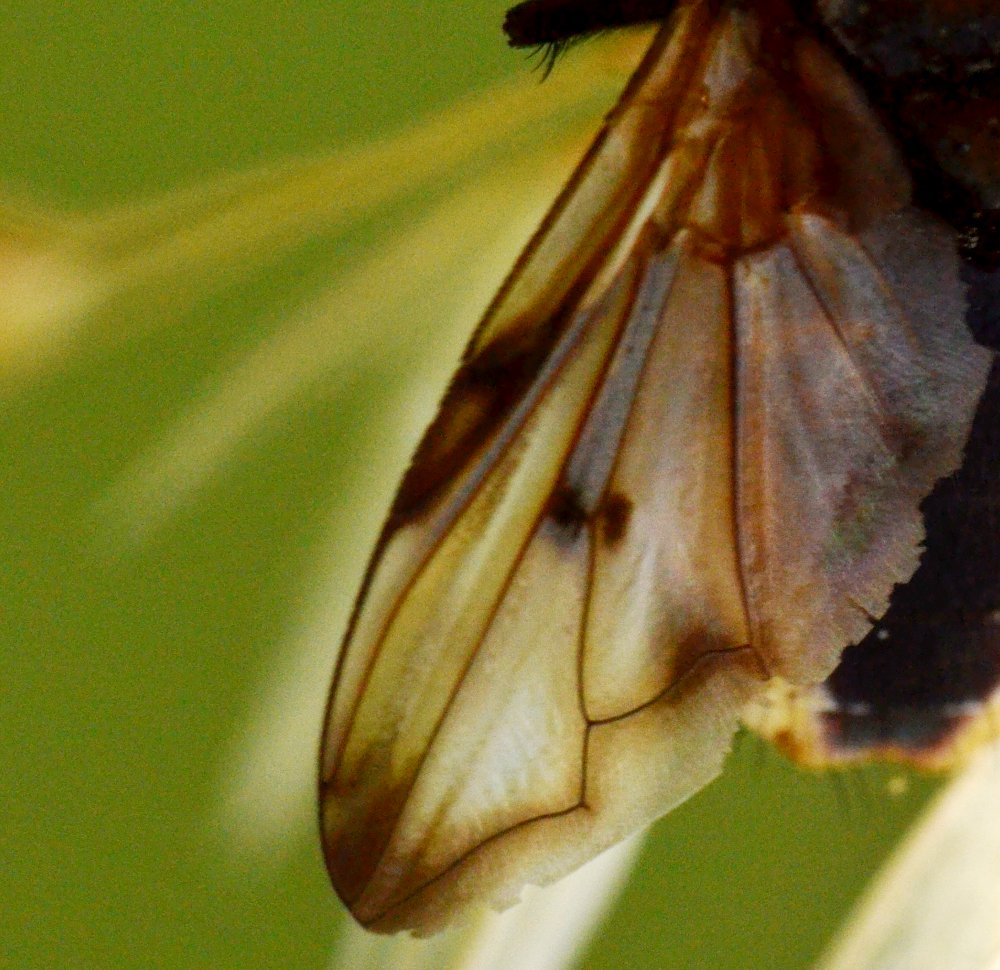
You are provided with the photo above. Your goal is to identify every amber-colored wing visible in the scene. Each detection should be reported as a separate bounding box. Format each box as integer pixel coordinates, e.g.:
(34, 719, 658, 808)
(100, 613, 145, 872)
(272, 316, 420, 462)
(319, 0, 992, 933)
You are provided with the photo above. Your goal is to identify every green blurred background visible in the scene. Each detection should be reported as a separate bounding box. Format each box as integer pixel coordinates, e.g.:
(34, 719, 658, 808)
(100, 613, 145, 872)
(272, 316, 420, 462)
(2, 2, 939, 968)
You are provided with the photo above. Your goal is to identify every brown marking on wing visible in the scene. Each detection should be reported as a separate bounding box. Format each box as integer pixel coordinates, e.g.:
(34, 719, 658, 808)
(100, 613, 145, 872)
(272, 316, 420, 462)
(598, 491, 633, 546)
(391, 321, 570, 525)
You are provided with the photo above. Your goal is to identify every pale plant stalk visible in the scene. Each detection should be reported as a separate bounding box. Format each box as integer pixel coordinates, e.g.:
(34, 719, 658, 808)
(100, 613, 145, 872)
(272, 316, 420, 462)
(0, 30, 644, 379)
(817, 736, 1000, 970)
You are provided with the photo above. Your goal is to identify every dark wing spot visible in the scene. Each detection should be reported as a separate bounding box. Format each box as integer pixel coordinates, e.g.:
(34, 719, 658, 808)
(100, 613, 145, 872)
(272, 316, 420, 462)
(545, 486, 634, 547)
(598, 491, 633, 546)
(546, 485, 591, 543)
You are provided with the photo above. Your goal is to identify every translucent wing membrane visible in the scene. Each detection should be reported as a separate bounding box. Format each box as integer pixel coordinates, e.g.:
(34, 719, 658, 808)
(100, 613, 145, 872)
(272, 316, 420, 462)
(320, 0, 991, 932)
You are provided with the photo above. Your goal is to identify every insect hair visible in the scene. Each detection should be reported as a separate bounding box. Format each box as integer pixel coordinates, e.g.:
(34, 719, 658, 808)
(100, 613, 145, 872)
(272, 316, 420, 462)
(526, 34, 593, 79)
(505, 0, 674, 76)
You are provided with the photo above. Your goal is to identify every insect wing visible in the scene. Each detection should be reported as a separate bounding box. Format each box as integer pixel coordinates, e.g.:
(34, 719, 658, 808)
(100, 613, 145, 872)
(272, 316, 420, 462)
(320, 0, 992, 933)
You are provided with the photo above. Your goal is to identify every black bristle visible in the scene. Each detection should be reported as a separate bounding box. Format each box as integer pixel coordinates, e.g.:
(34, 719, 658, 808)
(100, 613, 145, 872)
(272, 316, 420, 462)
(504, 0, 672, 49)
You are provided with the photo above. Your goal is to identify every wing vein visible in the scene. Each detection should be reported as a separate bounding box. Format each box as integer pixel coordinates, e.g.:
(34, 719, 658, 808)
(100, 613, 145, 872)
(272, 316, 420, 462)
(364, 640, 761, 928)
(786, 228, 904, 451)
(327, 289, 615, 779)
(360, 263, 649, 880)
(727, 260, 761, 665)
